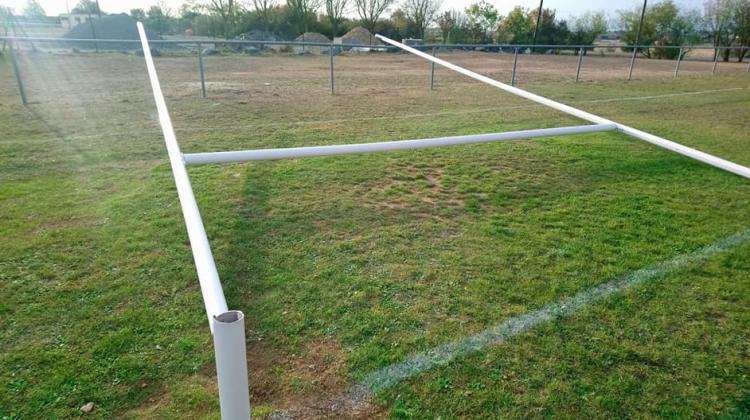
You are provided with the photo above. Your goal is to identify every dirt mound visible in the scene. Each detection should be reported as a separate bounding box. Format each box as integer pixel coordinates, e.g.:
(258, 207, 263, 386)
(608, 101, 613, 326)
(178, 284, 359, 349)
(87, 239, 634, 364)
(341, 26, 382, 46)
(236, 29, 283, 42)
(293, 32, 331, 54)
(63, 14, 160, 50)
(295, 32, 331, 44)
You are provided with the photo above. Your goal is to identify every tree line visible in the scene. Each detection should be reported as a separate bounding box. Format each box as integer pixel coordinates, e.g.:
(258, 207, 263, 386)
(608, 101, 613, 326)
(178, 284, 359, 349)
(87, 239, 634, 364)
(7, 0, 750, 62)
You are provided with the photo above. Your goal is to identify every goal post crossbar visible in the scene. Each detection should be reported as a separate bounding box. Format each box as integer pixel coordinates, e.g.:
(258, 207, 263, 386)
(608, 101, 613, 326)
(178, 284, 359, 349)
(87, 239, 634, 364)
(374, 34, 750, 180)
(182, 124, 617, 165)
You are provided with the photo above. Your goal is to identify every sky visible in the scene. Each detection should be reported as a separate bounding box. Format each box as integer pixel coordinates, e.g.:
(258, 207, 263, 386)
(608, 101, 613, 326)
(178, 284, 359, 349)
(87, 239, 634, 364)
(1, 0, 706, 20)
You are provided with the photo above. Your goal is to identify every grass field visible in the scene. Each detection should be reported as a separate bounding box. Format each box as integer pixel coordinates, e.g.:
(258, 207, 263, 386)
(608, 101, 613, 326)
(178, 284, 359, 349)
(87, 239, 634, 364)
(1, 51, 750, 419)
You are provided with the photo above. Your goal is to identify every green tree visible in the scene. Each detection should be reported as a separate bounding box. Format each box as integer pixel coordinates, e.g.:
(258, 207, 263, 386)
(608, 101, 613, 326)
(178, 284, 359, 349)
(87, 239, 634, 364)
(23, 0, 46, 18)
(731, 0, 750, 61)
(436, 10, 462, 43)
(569, 11, 607, 52)
(390, 8, 415, 38)
(147, 3, 172, 35)
(130, 8, 147, 21)
(464, 1, 498, 43)
(704, 0, 734, 60)
(497, 6, 534, 44)
(531, 8, 570, 50)
(620, 0, 699, 59)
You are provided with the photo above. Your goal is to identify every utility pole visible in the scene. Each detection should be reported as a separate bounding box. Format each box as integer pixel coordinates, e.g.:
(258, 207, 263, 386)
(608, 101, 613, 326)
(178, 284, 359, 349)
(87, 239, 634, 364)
(627, 0, 647, 80)
(95, 0, 102, 18)
(88, 11, 98, 53)
(532, 0, 543, 48)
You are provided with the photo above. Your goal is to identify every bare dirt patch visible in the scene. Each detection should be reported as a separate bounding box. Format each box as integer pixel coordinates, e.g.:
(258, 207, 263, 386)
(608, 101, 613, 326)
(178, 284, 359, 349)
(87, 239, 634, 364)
(249, 338, 385, 419)
(361, 163, 465, 220)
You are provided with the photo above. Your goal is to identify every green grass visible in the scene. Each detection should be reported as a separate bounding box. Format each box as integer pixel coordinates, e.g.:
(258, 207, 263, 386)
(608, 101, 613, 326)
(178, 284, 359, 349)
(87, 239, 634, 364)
(1, 53, 749, 418)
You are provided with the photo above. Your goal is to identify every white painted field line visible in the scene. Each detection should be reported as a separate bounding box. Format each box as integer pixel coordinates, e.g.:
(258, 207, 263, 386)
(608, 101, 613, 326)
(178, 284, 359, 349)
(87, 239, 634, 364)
(333, 228, 750, 411)
(583, 87, 745, 104)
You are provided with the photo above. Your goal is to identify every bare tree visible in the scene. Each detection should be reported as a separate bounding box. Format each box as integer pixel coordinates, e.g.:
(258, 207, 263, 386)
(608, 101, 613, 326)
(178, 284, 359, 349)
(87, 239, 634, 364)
(252, 0, 277, 31)
(734, 0, 750, 61)
(402, 0, 442, 39)
(287, 0, 323, 34)
(326, 0, 348, 37)
(207, 0, 242, 37)
(354, 0, 395, 33)
(704, 0, 735, 60)
(436, 10, 458, 43)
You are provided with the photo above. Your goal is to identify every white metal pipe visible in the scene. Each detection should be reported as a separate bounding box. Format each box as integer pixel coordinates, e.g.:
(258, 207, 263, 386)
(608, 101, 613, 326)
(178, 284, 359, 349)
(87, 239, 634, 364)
(674, 47, 683, 78)
(712, 47, 720, 75)
(8, 39, 27, 106)
(137, 23, 229, 326)
(213, 311, 251, 420)
(198, 43, 207, 98)
(376, 34, 750, 180)
(575, 47, 584, 83)
(182, 124, 617, 165)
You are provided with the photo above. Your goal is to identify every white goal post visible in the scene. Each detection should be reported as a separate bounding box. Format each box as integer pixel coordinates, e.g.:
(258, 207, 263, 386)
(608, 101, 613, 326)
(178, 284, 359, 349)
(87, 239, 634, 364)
(136, 24, 750, 419)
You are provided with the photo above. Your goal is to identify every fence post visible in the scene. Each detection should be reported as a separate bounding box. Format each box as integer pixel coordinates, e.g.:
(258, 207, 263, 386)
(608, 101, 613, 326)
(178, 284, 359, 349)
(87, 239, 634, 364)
(627, 47, 638, 80)
(8, 40, 27, 106)
(575, 47, 584, 83)
(329, 43, 335, 95)
(198, 43, 206, 98)
(430, 47, 436, 90)
(712, 47, 720, 75)
(674, 47, 683, 78)
(213, 311, 250, 420)
(511, 48, 519, 86)
(88, 17, 99, 53)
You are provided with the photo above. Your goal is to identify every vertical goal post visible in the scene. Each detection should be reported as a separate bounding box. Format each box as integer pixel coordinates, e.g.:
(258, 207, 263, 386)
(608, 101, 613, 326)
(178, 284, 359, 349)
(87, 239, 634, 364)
(136, 23, 251, 420)
(135, 24, 750, 419)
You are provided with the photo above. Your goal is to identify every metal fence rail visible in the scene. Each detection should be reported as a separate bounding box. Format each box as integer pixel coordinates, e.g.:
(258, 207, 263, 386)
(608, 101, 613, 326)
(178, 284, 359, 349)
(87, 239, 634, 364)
(3, 34, 750, 51)
(3, 34, 748, 105)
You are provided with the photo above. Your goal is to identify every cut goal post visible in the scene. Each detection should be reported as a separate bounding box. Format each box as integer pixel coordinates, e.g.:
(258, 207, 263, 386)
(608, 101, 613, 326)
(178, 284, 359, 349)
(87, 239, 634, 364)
(136, 22, 750, 419)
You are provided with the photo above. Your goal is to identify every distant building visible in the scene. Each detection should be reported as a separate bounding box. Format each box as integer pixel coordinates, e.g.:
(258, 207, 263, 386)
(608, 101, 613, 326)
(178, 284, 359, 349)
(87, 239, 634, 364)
(402, 38, 424, 46)
(60, 14, 101, 30)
